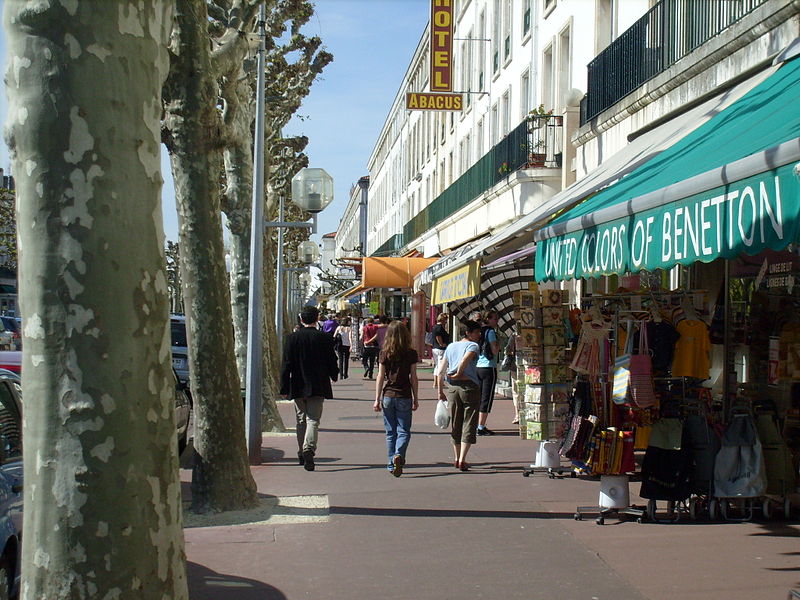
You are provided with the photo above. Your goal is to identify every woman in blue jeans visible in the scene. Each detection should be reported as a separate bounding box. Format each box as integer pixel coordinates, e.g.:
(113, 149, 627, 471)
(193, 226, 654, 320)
(373, 321, 419, 477)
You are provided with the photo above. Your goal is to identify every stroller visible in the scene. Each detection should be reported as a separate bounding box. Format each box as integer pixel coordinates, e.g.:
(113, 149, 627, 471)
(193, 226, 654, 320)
(755, 403, 795, 519)
(640, 417, 691, 522)
(711, 410, 767, 521)
(683, 411, 721, 520)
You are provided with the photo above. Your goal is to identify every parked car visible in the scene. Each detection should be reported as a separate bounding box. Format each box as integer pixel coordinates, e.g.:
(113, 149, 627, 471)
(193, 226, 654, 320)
(0, 322, 13, 352)
(0, 371, 23, 598)
(170, 315, 189, 386)
(0, 318, 20, 351)
(173, 368, 192, 455)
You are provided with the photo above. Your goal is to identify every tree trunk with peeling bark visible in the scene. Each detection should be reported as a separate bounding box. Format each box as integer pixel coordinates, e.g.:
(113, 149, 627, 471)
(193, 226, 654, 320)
(163, 0, 258, 513)
(4, 1, 188, 597)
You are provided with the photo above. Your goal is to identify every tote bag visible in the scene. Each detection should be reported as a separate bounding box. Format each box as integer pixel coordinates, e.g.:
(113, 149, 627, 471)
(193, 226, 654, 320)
(629, 323, 658, 409)
(611, 322, 633, 405)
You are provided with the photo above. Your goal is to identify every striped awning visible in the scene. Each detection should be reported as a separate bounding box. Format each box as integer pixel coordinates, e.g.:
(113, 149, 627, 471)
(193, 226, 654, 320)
(446, 262, 535, 333)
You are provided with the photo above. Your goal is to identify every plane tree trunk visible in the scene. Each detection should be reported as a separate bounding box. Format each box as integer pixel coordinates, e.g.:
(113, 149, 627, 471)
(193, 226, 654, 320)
(162, 0, 258, 513)
(4, 1, 188, 597)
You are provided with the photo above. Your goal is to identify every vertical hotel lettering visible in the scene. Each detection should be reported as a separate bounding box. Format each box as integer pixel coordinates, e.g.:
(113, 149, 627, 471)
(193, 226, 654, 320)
(430, 0, 453, 92)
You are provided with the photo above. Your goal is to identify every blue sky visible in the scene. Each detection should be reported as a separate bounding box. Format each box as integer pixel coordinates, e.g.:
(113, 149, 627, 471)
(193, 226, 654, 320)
(0, 1, 429, 243)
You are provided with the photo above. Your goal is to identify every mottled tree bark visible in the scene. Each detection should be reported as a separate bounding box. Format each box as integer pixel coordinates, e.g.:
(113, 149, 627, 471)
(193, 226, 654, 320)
(163, 0, 258, 513)
(4, 1, 188, 597)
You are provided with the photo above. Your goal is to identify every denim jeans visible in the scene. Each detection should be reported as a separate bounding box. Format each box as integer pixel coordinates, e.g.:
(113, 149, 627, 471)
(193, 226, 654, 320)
(382, 396, 413, 469)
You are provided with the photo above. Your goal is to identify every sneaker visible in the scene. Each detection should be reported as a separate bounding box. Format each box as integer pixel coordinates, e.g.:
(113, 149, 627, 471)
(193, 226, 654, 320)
(477, 427, 495, 436)
(302, 450, 315, 471)
(391, 454, 404, 477)
(297, 451, 305, 466)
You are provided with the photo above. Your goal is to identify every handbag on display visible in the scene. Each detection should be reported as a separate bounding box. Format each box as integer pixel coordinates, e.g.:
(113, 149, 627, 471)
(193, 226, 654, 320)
(611, 321, 633, 405)
(629, 323, 658, 408)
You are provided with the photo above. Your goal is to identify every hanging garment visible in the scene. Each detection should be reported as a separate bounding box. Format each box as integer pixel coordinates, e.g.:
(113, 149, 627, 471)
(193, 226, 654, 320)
(646, 320, 680, 373)
(570, 320, 610, 376)
(671, 320, 710, 379)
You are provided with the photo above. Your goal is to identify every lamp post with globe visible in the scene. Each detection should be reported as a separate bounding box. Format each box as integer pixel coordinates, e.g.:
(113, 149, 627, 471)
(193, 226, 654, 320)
(244, 166, 333, 464)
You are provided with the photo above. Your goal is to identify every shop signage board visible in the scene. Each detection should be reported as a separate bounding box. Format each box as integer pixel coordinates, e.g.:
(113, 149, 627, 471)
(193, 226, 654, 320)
(432, 261, 480, 304)
(535, 163, 800, 281)
(405, 92, 463, 111)
(429, 0, 453, 92)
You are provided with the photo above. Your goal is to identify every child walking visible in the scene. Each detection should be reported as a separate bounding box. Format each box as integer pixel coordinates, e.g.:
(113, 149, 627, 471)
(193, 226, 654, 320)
(373, 320, 419, 476)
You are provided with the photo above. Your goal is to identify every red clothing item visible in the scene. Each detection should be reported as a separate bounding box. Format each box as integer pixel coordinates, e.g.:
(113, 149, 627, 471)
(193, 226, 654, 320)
(362, 323, 379, 346)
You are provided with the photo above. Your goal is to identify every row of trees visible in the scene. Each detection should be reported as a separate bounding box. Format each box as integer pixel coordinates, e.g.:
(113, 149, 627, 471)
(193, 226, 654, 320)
(4, 0, 330, 597)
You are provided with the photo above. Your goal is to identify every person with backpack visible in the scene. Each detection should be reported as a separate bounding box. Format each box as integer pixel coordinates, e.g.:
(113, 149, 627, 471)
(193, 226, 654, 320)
(475, 310, 500, 436)
(430, 313, 451, 390)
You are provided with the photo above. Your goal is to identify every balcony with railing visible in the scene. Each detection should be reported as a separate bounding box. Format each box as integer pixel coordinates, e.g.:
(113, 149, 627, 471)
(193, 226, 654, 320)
(372, 233, 404, 257)
(403, 116, 563, 243)
(580, 0, 767, 125)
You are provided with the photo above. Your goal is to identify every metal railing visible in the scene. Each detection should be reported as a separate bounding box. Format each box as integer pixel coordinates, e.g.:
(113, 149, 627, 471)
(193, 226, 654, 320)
(372, 233, 404, 257)
(404, 116, 562, 242)
(581, 0, 767, 124)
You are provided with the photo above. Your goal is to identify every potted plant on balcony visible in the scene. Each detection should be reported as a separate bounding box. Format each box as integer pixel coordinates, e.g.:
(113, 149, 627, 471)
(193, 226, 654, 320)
(526, 139, 547, 168)
(526, 104, 554, 131)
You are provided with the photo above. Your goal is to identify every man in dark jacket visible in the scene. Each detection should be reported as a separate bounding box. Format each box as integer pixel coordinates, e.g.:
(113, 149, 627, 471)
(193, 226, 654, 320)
(280, 306, 339, 471)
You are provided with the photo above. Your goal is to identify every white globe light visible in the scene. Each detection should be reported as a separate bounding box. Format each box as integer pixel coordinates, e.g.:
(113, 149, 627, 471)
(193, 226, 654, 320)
(297, 240, 319, 265)
(291, 168, 334, 213)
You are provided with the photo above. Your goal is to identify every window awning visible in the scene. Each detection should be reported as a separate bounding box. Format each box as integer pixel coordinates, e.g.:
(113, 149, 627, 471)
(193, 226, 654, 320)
(535, 54, 800, 281)
(341, 257, 437, 300)
(413, 61, 778, 290)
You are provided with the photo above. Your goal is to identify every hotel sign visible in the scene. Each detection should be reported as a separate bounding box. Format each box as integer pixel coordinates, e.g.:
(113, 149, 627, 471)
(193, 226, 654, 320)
(430, 0, 453, 92)
(406, 92, 463, 111)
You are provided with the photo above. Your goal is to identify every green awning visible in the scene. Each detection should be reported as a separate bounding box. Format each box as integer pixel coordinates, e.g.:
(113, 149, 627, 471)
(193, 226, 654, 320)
(535, 54, 800, 282)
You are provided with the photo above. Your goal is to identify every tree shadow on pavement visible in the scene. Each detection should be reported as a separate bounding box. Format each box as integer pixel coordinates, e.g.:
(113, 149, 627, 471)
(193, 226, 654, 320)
(187, 562, 287, 599)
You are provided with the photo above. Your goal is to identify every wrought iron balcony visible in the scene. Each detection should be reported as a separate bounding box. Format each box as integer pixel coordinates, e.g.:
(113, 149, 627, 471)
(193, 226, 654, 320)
(403, 116, 563, 243)
(580, 0, 767, 125)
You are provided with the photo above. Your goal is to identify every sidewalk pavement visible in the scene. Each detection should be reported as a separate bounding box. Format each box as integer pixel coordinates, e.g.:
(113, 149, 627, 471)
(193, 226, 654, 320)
(183, 363, 800, 599)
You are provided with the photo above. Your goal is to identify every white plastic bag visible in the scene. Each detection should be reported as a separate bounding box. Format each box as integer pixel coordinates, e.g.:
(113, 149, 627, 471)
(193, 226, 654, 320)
(434, 399, 450, 429)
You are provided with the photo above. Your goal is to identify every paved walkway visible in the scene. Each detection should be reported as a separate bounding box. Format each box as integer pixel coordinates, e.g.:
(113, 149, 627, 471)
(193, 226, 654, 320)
(183, 363, 800, 599)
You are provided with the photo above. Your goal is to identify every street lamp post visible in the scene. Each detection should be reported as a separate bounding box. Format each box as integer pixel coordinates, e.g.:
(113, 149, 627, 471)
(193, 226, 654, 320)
(244, 163, 333, 464)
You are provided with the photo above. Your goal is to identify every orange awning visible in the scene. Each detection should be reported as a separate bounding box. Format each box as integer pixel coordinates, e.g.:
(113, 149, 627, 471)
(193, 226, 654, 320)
(361, 257, 437, 289)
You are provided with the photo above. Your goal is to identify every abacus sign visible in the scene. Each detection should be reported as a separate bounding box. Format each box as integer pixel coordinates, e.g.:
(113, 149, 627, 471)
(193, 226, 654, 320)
(430, 0, 453, 92)
(535, 164, 800, 281)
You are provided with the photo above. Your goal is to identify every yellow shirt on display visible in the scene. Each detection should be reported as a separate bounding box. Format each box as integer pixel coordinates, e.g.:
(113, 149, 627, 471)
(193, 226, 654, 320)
(671, 320, 710, 380)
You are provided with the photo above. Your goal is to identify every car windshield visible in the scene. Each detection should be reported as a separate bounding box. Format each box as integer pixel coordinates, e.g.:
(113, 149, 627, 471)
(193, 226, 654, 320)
(171, 321, 187, 347)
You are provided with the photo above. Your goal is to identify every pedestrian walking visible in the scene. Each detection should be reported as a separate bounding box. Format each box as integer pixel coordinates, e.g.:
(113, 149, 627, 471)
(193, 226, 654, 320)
(437, 320, 482, 471)
(476, 310, 500, 436)
(373, 321, 419, 477)
(322, 314, 339, 336)
(431, 313, 451, 389)
(334, 317, 353, 379)
(280, 306, 339, 471)
(361, 317, 379, 379)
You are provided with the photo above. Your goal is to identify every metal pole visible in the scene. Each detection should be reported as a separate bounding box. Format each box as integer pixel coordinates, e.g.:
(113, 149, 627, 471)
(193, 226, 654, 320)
(244, 3, 266, 465)
(275, 193, 285, 357)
